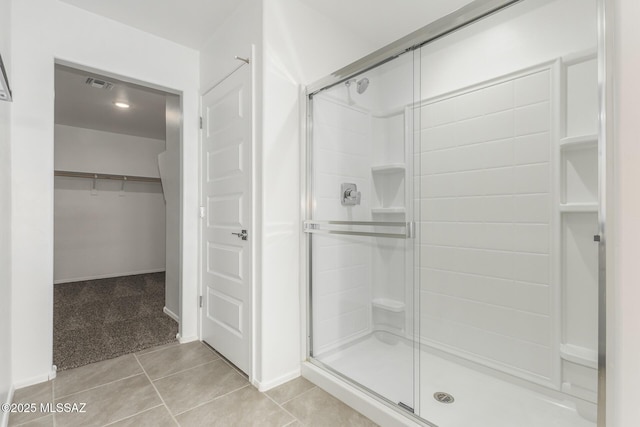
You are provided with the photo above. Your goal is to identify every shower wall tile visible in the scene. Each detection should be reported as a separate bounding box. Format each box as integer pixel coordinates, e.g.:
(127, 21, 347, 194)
(420, 313, 553, 379)
(456, 110, 514, 146)
(421, 268, 550, 315)
(512, 163, 550, 194)
(421, 97, 457, 128)
(420, 123, 459, 152)
(311, 97, 373, 355)
(514, 194, 550, 223)
(455, 81, 514, 121)
(314, 264, 369, 297)
(479, 196, 516, 223)
(515, 70, 551, 107)
(514, 132, 550, 164)
(514, 102, 550, 136)
(315, 286, 371, 320)
(313, 307, 370, 353)
(418, 68, 554, 381)
(420, 292, 551, 346)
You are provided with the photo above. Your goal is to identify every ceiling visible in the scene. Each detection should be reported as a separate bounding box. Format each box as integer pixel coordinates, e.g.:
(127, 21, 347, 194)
(59, 0, 475, 51)
(55, 65, 168, 140)
(54, 0, 475, 140)
(59, 0, 242, 50)
(298, 0, 475, 48)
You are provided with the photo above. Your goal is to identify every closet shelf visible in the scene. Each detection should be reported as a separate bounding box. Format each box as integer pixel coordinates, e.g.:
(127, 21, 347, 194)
(372, 298, 405, 313)
(54, 170, 161, 183)
(371, 207, 405, 214)
(371, 164, 405, 174)
(560, 344, 598, 369)
(559, 203, 598, 213)
(560, 134, 597, 149)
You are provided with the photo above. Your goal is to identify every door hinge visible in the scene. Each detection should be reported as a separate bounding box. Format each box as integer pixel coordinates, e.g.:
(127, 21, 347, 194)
(199, 116, 203, 129)
(199, 295, 203, 308)
(200, 206, 206, 219)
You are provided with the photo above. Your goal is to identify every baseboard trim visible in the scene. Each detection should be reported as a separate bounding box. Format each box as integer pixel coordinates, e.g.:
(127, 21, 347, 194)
(163, 307, 179, 323)
(177, 335, 198, 344)
(254, 368, 301, 392)
(1, 384, 15, 427)
(12, 373, 50, 391)
(54, 269, 166, 284)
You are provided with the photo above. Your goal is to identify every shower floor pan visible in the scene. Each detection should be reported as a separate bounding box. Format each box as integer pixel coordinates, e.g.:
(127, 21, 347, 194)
(319, 332, 595, 427)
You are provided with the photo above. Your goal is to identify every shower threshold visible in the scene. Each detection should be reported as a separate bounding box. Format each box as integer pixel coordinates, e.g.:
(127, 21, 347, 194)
(315, 332, 595, 427)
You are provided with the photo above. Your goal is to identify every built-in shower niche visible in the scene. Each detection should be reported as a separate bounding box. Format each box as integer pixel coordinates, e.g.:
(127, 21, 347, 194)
(371, 112, 406, 214)
(558, 52, 599, 414)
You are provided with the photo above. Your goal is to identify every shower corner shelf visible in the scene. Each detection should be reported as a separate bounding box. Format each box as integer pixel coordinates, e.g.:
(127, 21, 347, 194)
(560, 344, 598, 369)
(372, 298, 405, 312)
(559, 203, 598, 213)
(559, 134, 597, 149)
(371, 163, 406, 174)
(371, 207, 405, 214)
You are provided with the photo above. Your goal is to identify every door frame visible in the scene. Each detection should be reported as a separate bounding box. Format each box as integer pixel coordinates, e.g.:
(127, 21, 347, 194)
(198, 46, 257, 383)
(51, 58, 187, 366)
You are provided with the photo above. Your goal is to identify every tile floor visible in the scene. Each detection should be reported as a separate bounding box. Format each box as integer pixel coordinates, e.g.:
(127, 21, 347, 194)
(8, 341, 378, 427)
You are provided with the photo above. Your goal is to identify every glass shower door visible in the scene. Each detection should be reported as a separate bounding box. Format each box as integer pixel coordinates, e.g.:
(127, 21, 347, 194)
(306, 50, 422, 415)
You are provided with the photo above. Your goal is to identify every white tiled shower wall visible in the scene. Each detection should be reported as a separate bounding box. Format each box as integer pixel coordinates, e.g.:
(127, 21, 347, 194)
(419, 69, 556, 380)
(311, 96, 373, 354)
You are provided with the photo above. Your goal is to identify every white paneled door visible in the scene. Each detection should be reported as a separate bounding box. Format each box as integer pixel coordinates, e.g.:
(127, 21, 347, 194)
(201, 63, 252, 376)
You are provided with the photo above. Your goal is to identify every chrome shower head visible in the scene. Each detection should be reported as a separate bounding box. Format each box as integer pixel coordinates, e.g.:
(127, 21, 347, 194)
(356, 77, 369, 94)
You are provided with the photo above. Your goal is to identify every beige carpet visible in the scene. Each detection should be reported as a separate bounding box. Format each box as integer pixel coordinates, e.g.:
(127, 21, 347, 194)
(53, 272, 178, 371)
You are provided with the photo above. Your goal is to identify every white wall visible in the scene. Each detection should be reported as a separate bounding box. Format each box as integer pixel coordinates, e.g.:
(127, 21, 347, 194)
(419, 0, 597, 100)
(11, 0, 199, 386)
(54, 125, 166, 283)
(611, 0, 640, 425)
(261, 0, 375, 389)
(55, 125, 165, 178)
(199, 0, 264, 385)
(163, 95, 181, 318)
(0, 0, 12, 418)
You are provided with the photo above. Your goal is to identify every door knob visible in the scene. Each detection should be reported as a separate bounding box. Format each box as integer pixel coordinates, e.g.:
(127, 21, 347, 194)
(231, 229, 248, 240)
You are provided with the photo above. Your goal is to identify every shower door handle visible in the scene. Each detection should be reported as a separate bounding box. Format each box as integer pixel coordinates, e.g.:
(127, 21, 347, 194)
(231, 229, 248, 240)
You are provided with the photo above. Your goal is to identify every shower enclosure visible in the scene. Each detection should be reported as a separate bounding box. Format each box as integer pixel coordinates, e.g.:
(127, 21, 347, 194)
(303, 0, 603, 426)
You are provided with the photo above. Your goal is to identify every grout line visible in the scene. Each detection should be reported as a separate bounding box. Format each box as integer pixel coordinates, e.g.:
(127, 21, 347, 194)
(421, 288, 551, 318)
(262, 392, 304, 426)
(101, 404, 165, 427)
(150, 359, 219, 382)
(133, 353, 181, 427)
(54, 371, 144, 401)
(172, 384, 251, 417)
(420, 242, 550, 256)
(202, 344, 248, 381)
(278, 385, 319, 406)
(278, 385, 319, 405)
(51, 379, 57, 427)
(134, 342, 180, 357)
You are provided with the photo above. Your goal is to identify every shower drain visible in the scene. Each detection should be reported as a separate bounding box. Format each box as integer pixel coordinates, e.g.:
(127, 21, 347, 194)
(433, 392, 455, 404)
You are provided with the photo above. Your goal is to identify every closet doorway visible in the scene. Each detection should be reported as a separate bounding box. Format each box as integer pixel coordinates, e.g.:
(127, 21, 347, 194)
(53, 64, 182, 371)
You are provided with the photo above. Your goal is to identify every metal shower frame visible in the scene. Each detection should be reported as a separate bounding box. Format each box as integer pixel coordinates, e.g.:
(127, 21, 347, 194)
(301, 0, 610, 425)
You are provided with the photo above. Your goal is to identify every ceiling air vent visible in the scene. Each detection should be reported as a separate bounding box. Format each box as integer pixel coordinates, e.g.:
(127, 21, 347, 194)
(85, 77, 114, 90)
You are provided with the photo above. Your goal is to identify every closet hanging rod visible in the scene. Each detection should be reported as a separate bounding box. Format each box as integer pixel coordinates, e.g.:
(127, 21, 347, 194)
(54, 170, 161, 183)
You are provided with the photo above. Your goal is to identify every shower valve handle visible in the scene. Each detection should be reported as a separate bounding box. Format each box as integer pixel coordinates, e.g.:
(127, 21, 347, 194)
(345, 188, 361, 203)
(341, 183, 361, 206)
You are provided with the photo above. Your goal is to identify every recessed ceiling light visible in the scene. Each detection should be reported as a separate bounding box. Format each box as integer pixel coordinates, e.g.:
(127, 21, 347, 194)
(114, 101, 130, 109)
